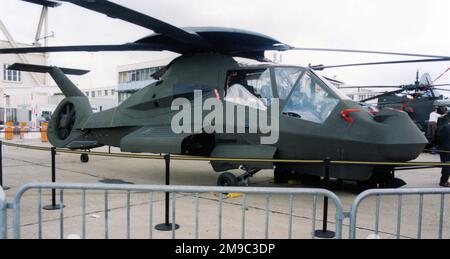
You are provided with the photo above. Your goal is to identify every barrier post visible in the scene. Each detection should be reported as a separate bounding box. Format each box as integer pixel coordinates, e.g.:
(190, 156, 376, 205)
(155, 154, 179, 231)
(0, 141, 9, 191)
(44, 147, 64, 210)
(19, 122, 27, 140)
(40, 122, 48, 143)
(5, 122, 13, 141)
(315, 158, 335, 238)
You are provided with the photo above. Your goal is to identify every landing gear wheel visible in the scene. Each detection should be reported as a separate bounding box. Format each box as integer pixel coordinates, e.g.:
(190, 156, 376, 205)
(80, 153, 89, 163)
(217, 172, 238, 187)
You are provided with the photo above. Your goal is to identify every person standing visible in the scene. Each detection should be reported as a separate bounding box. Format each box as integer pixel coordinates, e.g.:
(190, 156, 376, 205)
(428, 108, 447, 149)
(437, 122, 450, 187)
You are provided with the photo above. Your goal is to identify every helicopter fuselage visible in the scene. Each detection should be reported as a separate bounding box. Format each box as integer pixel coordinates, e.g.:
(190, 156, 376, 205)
(378, 93, 450, 133)
(58, 53, 428, 182)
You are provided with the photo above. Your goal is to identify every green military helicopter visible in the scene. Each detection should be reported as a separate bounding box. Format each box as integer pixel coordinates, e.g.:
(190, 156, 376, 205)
(342, 72, 450, 138)
(2, 0, 450, 188)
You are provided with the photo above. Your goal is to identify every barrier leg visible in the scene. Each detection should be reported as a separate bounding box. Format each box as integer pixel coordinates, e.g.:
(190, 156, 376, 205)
(155, 154, 179, 231)
(0, 141, 10, 191)
(44, 147, 65, 210)
(5, 122, 13, 141)
(315, 158, 335, 238)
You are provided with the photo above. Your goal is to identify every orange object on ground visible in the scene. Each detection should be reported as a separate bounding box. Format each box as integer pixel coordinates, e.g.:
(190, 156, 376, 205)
(5, 122, 14, 140)
(41, 122, 48, 142)
(20, 122, 27, 139)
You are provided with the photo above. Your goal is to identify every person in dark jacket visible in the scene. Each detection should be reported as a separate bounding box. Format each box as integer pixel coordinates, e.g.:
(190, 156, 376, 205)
(437, 123, 450, 187)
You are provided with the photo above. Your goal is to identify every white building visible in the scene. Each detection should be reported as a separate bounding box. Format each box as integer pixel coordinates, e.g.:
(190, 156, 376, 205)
(48, 85, 119, 114)
(323, 76, 378, 103)
(82, 86, 117, 100)
(0, 40, 59, 124)
(117, 58, 171, 103)
(80, 86, 118, 112)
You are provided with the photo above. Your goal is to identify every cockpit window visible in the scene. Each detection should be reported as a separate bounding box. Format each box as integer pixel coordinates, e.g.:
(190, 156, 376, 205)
(282, 72, 340, 124)
(274, 67, 304, 100)
(225, 69, 273, 110)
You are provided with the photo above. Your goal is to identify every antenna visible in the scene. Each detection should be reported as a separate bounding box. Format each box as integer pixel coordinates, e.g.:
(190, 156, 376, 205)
(415, 70, 420, 86)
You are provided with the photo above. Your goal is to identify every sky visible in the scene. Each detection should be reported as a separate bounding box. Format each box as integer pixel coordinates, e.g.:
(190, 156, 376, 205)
(1, 0, 450, 90)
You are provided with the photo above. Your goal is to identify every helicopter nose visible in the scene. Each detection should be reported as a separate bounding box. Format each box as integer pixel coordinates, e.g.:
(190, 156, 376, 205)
(374, 108, 428, 161)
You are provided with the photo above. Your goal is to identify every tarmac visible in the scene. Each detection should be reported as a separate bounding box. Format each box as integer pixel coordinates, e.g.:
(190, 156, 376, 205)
(1, 138, 449, 239)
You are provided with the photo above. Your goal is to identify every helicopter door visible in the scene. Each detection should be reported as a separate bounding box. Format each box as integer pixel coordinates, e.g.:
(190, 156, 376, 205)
(223, 68, 275, 144)
(224, 69, 274, 109)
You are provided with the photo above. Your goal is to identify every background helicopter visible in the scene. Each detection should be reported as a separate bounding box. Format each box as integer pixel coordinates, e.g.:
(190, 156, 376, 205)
(2, 0, 450, 189)
(341, 70, 450, 140)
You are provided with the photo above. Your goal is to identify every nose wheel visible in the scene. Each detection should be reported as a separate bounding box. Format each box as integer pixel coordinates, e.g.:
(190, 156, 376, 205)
(80, 153, 89, 163)
(217, 168, 260, 187)
(217, 172, 238, 187)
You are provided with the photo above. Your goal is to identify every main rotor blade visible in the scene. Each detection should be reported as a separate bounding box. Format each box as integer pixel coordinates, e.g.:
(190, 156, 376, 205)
(434, 88, 450, 92)
(0, 43, 171, 54)
(341, 83, 450, 89)
(311, 58, 450, 70)
(343, 91, 388, 95)
(339, 85, 402, 89)
(21, 0, 61, 7)
(433, 84, 450, 87)
(294, 47, 450, 59)
(60, 0, 210, 49)
(361, 89, 406, 102)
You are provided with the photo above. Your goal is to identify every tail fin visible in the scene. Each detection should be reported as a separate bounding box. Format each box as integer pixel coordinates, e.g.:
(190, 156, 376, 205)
(8, 63, 89, 97)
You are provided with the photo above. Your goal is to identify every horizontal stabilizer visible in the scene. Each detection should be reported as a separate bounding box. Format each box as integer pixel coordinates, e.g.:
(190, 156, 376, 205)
(9, 63, 85, 97)
(8, 63, 90, 76)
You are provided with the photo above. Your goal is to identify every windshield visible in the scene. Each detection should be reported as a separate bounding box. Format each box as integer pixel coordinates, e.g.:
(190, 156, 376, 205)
(282, 72, 340, 124)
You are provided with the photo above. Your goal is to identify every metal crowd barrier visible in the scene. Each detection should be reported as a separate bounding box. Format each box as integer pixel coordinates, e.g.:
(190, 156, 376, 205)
(4, 182, 450, 239)
(349, 188, 450, 239)
(0, 186, 6, 239)
(3, 141, 450, 239)
(11, 182, 344, 239)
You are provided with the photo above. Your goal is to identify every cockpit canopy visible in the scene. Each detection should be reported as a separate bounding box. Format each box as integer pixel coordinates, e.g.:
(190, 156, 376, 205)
(224, 66, 349, 124)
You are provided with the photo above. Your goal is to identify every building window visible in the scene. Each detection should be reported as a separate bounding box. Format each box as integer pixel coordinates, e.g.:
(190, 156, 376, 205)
(86, 92, 89, 97)
(130, 71, 137, 82)
(119, 72, 127, 84)
(119, 67, 164, 84)
(3, 64, 21, 82)
(104, 90, 109, 96)
(98, 90, 102, 97)
(111, 90, 116, 96)
(91, 91, 95, 98)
